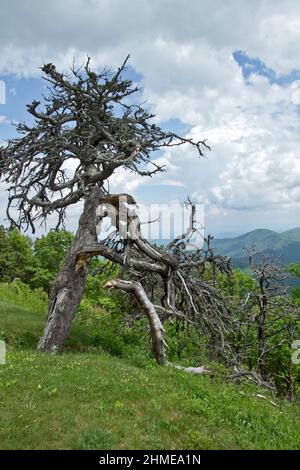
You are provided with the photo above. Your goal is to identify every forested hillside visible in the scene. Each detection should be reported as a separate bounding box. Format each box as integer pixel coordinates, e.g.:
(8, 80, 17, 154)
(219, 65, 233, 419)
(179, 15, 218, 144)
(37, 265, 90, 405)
(212, 228, 300, 268)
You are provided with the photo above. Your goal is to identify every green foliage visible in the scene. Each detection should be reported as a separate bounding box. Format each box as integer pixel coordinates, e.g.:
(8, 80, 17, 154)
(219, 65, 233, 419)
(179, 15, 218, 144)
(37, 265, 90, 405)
(0, 227, 34, 284)
(74, 258, 152, 361)
(231, 269, 256, 297)
(287, 262, 300, 279)
(287, 262, 300, 307)
(78, 258, 121, 320)
(164, 321, 207, 365)
(77, 281, 151, 364)
(0, 227, 73, 293)
(225, 267, 300, 397)
(0, 281, 148, 363)
(30, 230, 74, 292)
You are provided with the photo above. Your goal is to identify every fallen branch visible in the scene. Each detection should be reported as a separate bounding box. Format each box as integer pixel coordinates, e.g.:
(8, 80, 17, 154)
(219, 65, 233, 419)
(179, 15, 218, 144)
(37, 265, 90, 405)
(170, 364, 212, 375)
(256, 393, 279, 408)
(231, 368, 276, 391)
(104, 279, 166, 365)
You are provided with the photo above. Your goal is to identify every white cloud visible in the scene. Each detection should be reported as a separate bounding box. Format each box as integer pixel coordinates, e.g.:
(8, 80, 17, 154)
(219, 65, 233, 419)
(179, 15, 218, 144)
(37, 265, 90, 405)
(0, 0, 299, 77)
(1, 0, 300, 234)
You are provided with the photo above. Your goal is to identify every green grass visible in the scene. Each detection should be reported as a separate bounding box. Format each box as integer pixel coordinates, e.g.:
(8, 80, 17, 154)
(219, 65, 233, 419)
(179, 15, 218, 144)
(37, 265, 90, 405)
(0, 282, 300, 450)
(0, 281, 96, 352)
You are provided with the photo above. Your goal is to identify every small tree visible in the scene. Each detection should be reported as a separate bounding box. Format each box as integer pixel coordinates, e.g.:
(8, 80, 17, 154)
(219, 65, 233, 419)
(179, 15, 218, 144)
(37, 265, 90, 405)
(30, 230, 74, 292)
(0, 57, 207, 352)
(0, 226, 34, 283)
(231, 249, 299, 396)
(246, 250, 288, 378)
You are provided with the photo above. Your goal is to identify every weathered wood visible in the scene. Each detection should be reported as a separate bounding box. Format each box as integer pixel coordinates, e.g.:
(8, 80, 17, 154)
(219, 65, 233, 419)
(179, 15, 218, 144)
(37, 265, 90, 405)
(37, 187, 103, 352)
(172, 364, 211, 375)
(76, 243, 166, 276)
(104, 279, 166, 365)
(75, 193, 231, 362)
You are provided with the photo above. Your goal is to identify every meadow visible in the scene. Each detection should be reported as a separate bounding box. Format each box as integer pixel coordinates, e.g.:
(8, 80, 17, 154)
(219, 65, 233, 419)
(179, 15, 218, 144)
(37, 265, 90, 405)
(0, 282, 299, 450)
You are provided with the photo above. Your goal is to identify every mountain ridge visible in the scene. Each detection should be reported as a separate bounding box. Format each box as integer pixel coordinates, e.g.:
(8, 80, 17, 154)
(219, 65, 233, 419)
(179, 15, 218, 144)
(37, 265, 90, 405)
(211, 227, 300, 268)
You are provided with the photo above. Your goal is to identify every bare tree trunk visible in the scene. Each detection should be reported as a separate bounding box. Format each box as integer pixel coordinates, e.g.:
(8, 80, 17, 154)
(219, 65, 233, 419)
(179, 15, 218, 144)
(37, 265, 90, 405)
(37, 187, 103, 352)
(257, 300, 266, 378)
(105, 279, 166, 365)
(286, 339, 294, 401)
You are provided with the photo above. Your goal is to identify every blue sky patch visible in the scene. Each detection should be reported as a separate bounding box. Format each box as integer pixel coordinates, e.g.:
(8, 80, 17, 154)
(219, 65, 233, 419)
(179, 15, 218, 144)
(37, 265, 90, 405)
(233, 50, 300, 86)
(0, 75, 45, 141)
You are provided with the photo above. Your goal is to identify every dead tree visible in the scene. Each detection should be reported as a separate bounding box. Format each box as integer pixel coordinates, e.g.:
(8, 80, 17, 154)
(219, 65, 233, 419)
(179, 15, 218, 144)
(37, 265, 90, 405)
(0, 57, 209, 352)
(76, 194, 232, 364)
(247, 250, 287, 378)
(238, 248, 297, 385)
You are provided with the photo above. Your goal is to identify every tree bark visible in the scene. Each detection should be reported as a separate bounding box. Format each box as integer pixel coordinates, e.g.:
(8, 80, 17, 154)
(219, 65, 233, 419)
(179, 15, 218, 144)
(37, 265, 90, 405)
(257, 295, 267, 378)
(37, 187, 103, 352)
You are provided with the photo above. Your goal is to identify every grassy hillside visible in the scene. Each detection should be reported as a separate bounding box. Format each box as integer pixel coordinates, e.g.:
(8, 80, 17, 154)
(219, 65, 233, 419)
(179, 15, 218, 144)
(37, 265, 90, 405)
(212, 227, 300, 268)
(0, 283, 300, 450)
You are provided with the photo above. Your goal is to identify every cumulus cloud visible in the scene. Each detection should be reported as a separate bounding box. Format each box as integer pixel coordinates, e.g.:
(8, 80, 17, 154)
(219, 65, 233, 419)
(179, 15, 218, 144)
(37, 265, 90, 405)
(0, 0, 299, 77)
(1, 0, 300, 234)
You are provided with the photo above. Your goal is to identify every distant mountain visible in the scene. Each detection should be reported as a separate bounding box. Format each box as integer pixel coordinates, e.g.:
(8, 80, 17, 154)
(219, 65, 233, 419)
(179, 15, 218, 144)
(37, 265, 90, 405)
(211, 228, 300, 269)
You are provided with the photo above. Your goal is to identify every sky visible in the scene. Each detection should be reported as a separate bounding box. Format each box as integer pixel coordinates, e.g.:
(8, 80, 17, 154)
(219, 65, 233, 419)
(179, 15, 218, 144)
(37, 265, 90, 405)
(1, 0, 300, 238)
